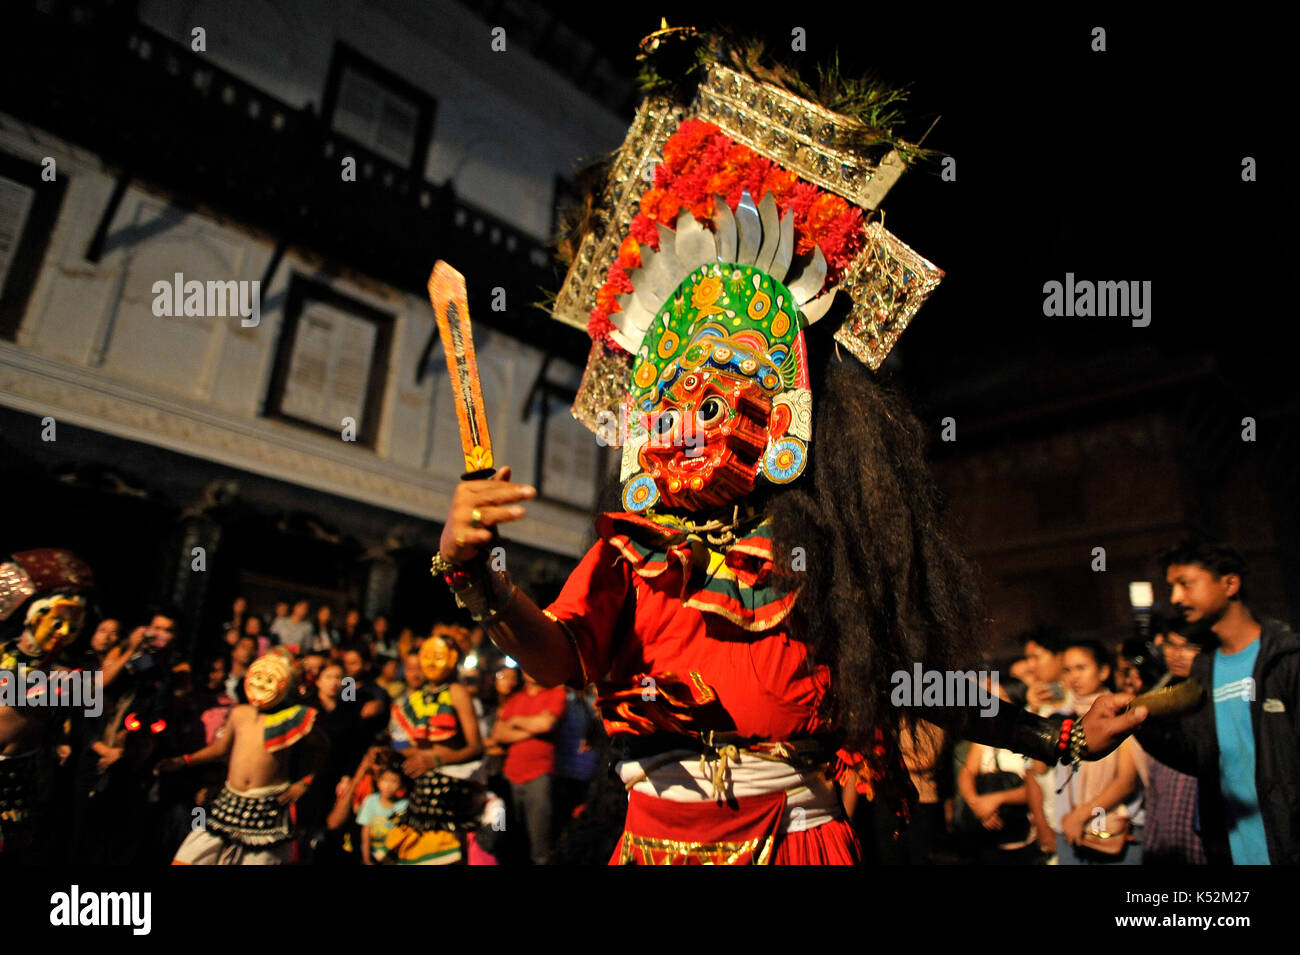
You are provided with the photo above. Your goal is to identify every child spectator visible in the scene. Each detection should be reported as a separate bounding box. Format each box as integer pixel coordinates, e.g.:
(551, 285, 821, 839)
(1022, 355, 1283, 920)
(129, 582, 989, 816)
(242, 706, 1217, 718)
(1138, 621, 1209, 864)
(959, 741, 1035, 864)
(357, 767, 409, 865)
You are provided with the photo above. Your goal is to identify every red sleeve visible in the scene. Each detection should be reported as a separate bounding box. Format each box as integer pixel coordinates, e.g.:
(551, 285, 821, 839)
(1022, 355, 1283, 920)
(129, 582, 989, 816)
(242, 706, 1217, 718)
(543, 538, 633, 686)
(541, 686, 568, 719)
(498, 694, 518, 721)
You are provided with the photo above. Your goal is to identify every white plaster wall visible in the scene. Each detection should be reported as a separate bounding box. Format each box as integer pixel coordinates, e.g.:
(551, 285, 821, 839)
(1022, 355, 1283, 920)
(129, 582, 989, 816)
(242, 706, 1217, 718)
(0, 115, 595, 555)
(135, 0, 627, 239)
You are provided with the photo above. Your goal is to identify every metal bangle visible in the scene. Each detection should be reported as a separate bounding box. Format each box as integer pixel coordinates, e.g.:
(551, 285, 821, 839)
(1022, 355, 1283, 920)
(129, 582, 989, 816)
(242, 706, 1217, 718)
(447, 567, 514, 623)
(1067, 721, 1089, 763)
(430, 552, 460, 577)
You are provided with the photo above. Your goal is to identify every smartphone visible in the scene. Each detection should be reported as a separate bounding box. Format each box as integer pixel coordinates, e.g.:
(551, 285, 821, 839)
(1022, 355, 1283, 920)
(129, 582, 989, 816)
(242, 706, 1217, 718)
(1047, 681, 1066, 703)
(125, 652, 156, 675)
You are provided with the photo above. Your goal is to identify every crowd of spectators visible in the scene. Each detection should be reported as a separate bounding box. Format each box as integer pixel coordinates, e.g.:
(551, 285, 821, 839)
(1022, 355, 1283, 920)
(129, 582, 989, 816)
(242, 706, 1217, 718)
(35, 595, 599, 865)
(10, 538, 1291, 865)
(861, 541, 1292, 865)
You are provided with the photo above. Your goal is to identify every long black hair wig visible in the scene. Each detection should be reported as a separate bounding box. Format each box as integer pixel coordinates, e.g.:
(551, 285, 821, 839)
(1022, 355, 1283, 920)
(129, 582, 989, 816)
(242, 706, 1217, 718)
(759, 321, 988, 755)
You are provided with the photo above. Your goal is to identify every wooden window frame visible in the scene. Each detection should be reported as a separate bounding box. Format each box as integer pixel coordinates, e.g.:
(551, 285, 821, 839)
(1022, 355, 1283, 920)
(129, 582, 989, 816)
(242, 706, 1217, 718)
(321, 42, 436, 175)
(263, 274, 395, 449)
(0, 151, 68, 340)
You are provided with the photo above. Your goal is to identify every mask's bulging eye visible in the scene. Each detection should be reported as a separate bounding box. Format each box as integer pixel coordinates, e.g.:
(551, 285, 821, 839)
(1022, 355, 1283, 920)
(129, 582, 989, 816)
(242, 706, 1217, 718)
(697, 396, 729, 427)
(655, 409, 679, 438)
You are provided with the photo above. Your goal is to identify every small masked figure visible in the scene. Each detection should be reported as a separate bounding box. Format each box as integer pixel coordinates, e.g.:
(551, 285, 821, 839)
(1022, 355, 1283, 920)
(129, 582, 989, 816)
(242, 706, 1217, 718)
(385, 633, 482, 864)
(243, 650, 294, 711)
(0, 548, 94, 858)
(419, 633, 459, 686)
(168, 649, 322, 865)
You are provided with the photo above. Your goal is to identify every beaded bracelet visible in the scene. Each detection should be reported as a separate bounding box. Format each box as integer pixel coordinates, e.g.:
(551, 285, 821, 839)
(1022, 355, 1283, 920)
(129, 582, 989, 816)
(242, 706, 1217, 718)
(1067, 720, 1088, 763)
(1056, 717, 1074, 755)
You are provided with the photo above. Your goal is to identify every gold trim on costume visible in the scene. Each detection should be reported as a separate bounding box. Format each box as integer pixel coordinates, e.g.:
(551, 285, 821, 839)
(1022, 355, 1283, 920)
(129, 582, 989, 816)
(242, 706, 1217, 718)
(617, 832, 774, 865)
(698, 64, 903, 211)
(553, 99, 688, 334)
(832, 222, 944, 370)
(543, 609, 591, 687)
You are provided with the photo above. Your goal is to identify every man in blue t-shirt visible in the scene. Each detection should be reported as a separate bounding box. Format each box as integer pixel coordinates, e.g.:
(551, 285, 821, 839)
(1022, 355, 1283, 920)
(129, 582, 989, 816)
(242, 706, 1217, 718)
(1135, 539, 1300, 865)
(1210, 636, 1270, 863)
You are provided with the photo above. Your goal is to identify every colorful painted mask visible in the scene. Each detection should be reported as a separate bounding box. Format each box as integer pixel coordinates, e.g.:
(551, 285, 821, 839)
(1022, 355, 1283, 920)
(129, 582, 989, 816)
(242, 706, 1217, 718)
(245, 653, 293, 710)
(419, 634, 459, 685)
(18, 595, 87, 659)
(615, 195, 826, 513)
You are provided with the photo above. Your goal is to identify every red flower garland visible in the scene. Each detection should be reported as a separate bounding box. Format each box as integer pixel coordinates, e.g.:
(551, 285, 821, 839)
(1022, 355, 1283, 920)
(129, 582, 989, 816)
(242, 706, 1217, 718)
(589, 118, 867, 350)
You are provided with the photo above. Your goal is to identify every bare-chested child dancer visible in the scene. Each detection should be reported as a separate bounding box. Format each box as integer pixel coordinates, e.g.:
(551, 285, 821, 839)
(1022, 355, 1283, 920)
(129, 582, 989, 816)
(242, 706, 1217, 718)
(161, 649, 327, 864)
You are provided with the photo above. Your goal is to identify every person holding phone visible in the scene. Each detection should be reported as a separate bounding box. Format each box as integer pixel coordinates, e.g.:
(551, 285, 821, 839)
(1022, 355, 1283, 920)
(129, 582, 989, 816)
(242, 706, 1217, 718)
(1017, 626, 1073, 859)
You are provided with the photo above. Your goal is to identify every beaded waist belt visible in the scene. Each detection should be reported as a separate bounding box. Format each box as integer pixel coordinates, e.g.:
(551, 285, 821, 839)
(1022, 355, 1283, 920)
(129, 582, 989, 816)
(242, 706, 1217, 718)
(404, 770, 482, 832)
(207, 784, 292, 846)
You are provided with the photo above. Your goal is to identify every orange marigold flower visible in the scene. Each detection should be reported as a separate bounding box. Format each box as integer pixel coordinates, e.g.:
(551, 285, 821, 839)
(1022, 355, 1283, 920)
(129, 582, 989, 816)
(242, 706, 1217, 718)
(588, 309, 615, 344)
(596, 283, 620, 314)
(616, 235, 642, 270)
(662, 140, 690, 174)
(723, 143, 755, 171)
(761, 167, 798, 202)
(637, 187, 680, 226)
(662, 119, 719, 174)
(629, 213, 659, 248)
(806, 193, 846, 234)
(706, 168, 742, 198)
(653, 192, 681, 225)
(640, 188, 667, 218)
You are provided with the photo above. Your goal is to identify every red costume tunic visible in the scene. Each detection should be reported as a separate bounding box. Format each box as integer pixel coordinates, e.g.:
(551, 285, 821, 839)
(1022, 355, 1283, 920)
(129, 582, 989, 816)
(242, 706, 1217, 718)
(545, 512, 866, 864)
(547, 515, 827, 740)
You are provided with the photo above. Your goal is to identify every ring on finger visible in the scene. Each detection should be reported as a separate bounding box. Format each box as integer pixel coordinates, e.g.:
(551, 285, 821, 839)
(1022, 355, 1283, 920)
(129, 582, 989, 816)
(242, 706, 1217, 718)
(470, 507, 484, 529)
(455, 534, 466, 548)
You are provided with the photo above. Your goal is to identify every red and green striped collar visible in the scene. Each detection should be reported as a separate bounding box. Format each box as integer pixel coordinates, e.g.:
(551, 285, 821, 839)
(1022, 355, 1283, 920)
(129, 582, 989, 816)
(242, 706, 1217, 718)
(597, 511, 798, 632)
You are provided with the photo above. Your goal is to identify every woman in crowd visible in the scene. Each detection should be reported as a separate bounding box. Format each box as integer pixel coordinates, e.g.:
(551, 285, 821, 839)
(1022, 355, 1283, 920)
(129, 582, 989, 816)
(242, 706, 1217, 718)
(309, 605, 338, 653)
(243, 614, 268, 654)
(296, 660, 366, 861)
(1046, 640, 1144, 865)
(959, 739, 1037, 864)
